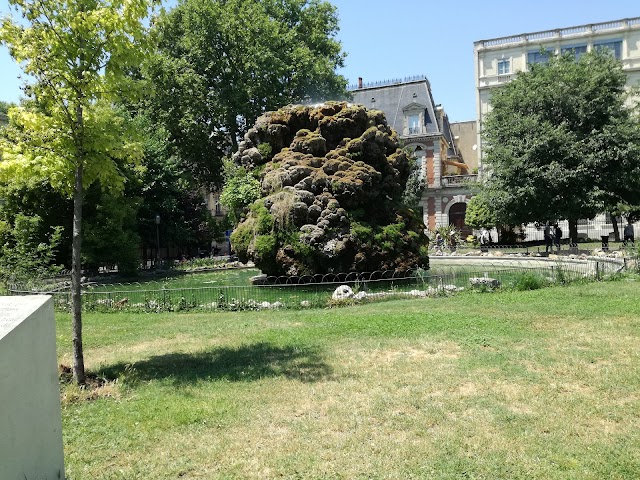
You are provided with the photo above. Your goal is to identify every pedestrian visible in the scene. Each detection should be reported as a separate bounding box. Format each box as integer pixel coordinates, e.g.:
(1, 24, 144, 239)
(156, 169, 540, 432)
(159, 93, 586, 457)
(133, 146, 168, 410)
(435, 232, 443, 252)
(544, 222, 553, 253)
(554, 224, 562, 251)
(624, 221, 635, 246)
(480, 227, 489, 246)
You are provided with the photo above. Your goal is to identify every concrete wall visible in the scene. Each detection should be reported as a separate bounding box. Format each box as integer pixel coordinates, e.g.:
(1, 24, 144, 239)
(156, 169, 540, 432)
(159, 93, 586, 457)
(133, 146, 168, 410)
(0, 296, 65, 480)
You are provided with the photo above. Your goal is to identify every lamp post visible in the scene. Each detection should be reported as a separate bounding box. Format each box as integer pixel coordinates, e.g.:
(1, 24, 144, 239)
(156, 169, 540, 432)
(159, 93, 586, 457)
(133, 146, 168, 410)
(155, 214, 161, 266)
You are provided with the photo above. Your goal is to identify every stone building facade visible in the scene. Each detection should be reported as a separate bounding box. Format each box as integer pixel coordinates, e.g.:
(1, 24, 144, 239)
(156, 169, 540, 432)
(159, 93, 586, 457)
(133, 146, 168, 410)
(349, 76, 477, 235)
(474, 16, 640, 172)
(474, 17, 640, 242)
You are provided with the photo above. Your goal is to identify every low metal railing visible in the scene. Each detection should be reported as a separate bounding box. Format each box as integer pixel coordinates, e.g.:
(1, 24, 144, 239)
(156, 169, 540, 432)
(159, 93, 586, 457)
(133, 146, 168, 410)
(7, 259, 623, 313)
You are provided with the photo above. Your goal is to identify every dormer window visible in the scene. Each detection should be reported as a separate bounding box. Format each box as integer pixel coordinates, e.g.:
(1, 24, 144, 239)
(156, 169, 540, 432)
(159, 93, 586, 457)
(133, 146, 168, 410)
(403, 102, 427, 136)
(408, 114, 420, 134)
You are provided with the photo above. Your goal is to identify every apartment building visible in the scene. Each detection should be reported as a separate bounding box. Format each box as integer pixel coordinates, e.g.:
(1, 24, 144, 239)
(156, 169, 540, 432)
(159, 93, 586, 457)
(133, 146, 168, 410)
(473, 17, 640, 242)
(474, 16, 640, 172)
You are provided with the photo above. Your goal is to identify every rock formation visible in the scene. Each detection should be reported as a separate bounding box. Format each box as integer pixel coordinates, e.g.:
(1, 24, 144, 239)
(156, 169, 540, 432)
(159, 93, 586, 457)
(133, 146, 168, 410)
(230, 102, 429, 276)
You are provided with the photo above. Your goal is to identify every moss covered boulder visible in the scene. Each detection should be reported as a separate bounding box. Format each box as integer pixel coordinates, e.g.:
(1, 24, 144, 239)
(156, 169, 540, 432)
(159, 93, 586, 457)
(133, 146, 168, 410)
(230, 102, 429, 276)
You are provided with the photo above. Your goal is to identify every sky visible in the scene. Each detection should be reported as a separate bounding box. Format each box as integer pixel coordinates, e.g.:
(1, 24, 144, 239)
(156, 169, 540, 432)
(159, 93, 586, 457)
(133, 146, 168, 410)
(0, 0, 638, 122)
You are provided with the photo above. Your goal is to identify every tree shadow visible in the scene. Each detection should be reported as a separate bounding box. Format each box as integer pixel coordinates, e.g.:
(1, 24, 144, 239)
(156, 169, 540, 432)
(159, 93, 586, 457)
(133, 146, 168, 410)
(98, 342, 333, 386)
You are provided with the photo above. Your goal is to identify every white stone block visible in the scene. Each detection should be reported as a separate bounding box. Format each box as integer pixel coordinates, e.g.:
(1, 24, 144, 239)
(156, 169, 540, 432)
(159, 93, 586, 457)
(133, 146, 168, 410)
(0, 296, 65, 480)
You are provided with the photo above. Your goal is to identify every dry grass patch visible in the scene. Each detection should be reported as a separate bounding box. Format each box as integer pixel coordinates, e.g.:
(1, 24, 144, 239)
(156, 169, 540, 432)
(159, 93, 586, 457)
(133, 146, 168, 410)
(58, 281, 640, 479)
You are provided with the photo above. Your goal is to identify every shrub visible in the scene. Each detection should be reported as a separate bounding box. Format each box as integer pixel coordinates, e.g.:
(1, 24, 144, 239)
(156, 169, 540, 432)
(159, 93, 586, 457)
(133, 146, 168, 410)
(510, 271, 548, 291)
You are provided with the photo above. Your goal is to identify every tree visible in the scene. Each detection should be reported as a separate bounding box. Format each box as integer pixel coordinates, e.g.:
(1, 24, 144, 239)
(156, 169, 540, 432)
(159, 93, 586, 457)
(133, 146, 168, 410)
(0, 101, 16, 115)
(481, 49, 640, 242)
(82, 183, 141, 275)
(0, 0, 158, 384)
(219, 158, 261, 224)
(400, 151, 425, 210)
(464, 195, 496, 230)
(0, 176, 73, 268)
(0, 213, 64, 281)
(145, 0, 347, 189)
(131, 113, 217, 263)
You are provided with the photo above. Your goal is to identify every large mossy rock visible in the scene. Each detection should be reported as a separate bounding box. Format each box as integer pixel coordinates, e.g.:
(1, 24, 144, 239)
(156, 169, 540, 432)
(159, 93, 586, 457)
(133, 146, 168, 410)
(230, 102, 429, 276)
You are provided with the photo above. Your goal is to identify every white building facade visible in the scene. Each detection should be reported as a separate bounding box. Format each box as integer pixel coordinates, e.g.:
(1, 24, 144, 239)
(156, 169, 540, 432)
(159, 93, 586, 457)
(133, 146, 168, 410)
(474, 17, 640, 242)
(475, 17, 640, 173)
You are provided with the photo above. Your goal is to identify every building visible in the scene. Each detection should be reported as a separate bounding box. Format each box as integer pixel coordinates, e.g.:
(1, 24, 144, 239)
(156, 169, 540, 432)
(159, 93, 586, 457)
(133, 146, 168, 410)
(474, 16, 640, 173)
(349, 76, 477, 234)
(474, 17, 640, 243)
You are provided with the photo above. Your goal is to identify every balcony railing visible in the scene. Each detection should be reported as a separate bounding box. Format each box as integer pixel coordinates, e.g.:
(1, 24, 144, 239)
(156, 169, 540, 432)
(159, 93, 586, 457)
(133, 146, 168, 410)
(475, 17, 640, 49)
(442, 174, 478, 187)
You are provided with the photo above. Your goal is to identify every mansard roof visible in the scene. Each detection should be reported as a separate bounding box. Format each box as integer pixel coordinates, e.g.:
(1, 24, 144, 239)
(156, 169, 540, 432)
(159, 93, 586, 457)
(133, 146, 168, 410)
(349, 76, 439, 137)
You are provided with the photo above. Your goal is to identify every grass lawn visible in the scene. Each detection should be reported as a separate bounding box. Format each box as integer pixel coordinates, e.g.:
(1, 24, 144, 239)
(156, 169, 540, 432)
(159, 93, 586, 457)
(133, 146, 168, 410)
(57, 278, 640, 479)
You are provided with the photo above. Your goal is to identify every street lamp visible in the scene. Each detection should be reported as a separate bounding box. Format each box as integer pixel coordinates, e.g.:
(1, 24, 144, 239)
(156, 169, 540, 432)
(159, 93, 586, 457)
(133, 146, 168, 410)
(155, 214, 161, 265)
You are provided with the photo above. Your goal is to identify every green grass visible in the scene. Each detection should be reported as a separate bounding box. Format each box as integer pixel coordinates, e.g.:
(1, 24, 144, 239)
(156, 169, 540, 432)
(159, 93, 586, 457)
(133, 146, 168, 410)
(57, 278, 640, 479)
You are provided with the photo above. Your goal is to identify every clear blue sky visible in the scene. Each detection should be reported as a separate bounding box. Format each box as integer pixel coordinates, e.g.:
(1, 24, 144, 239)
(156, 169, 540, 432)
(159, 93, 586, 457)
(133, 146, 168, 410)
(1, 0, 638, 122)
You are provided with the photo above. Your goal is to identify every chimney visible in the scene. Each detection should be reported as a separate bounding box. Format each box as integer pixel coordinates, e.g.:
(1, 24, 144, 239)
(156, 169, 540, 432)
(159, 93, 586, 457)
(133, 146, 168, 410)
(358, 77, 363, 89)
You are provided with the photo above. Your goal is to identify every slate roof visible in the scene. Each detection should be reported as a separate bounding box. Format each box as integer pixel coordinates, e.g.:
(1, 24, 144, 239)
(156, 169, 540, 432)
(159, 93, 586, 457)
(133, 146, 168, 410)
(349, 76, 460, 159)
(349, 77, 439, 137)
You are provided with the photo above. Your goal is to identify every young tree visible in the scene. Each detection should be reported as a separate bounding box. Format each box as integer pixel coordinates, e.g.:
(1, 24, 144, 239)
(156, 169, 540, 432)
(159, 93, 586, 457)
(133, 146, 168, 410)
(0, 0, 158, 384)
(481, 50, 640, 242)
(464, 195, 496, 230)
(145, 0, 348, 189)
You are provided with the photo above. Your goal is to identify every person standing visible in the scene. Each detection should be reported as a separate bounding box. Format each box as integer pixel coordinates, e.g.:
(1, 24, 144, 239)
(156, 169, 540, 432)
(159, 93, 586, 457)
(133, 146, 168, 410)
(544, 222, 553, 253)
(480, 227, 489, 246)
(624, 221, 635, 246)
(554, 224, 562, 251)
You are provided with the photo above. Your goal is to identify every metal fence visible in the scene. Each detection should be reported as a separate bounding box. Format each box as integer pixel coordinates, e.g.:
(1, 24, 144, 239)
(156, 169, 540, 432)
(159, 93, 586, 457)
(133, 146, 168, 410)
(480, 215, 639, 245)
(7, 257, 625, 314)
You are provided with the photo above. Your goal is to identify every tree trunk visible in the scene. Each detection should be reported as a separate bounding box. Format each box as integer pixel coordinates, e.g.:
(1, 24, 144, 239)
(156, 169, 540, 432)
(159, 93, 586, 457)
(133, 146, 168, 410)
(72, 85, 86, 385)
(71, 162, 85, 385)
(568, 218, 578, 245)
(611, 213, 620, 242)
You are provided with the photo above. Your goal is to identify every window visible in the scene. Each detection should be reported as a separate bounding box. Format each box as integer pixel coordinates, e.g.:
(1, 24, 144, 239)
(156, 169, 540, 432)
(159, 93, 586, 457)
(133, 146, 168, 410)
(594, 40, 622, 60)
(527, 49, 552, 65)
(408, 114, 420, 134)
(497, 58, 510, 75)
(561, 44, 587, 60)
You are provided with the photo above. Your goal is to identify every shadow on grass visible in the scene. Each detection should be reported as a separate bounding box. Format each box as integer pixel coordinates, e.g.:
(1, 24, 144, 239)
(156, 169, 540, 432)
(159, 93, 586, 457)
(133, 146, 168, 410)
(98, 342, 333, 386)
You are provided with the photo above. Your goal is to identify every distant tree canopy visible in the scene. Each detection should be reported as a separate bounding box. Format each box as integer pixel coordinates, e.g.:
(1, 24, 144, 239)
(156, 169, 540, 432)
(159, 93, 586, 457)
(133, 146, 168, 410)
(480, 49, 640, 241)
(0, 101, 16, 116)
(144, 0, 348, 189)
